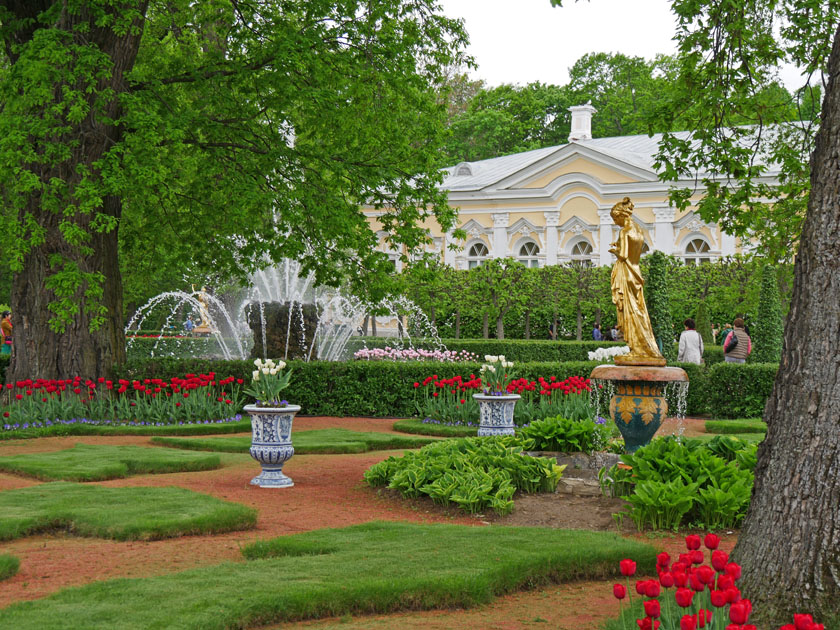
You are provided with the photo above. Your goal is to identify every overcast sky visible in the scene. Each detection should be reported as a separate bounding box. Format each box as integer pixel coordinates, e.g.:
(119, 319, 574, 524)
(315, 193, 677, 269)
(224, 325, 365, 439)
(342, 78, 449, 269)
(440, 0, 804, 90)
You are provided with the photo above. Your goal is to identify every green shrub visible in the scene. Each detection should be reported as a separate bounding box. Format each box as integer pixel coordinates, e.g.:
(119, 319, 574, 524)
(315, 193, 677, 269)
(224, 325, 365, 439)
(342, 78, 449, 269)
(645, 251, 677, 362)
(0, 554, 19, 582)
(600, 436, 756, 530)
(365, 436, 565, 515)
(518, 416, 611, 453)
(0, 354, 7, 383)
(706, 362, 778, 418)
(0, 420, 251, 441)
(392, 418, 478, 437)
(752, 265, 784, 363)
(124, 336, 235, 362)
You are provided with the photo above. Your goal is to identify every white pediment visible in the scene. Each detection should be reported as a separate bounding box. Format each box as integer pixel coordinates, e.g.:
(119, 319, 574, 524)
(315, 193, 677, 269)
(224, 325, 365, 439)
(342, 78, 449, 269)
(493, 143, 659, 191)
(459, 218, 489, 239)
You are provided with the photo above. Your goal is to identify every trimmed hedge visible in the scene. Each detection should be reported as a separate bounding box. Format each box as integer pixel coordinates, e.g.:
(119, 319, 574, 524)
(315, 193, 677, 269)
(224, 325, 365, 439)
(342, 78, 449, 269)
(705, 362, 778, 418)
(705, 419, 767, 434)
(345, 337, 626, 362)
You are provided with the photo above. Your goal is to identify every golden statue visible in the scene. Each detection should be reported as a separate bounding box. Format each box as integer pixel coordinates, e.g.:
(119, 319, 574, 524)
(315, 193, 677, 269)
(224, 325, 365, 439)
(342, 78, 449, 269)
(608, 197, 666, 366)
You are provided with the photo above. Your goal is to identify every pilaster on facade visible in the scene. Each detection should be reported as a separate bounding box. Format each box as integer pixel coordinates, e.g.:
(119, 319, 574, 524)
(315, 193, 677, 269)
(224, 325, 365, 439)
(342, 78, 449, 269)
(721, 230, 737, 257)
(653, 206, 677, 255)
(597, 208, 614, 266)
(491, 212, 509, 258)
(543, 211, 560, 265)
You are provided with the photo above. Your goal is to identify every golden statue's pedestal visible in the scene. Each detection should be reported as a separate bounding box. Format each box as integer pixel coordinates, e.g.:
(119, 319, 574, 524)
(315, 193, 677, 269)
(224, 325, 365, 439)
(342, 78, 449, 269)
(192, 325, 215, 336)
(614, 355, 667, 367)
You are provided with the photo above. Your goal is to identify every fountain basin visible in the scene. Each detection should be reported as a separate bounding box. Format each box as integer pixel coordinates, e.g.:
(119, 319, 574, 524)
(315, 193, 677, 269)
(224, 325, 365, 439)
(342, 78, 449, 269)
(591, 365, 688, 453)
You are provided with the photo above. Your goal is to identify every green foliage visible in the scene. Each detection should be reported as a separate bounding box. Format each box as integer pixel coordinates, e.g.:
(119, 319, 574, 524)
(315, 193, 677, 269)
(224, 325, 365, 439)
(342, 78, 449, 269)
(752, 265, 784, 363)
(518, 416, 611, 454)
(0, 554, 19, 582)
(706, 362, 779, 418)
(0, 354, 7, 383)
(0, 483, 256, 542)
(601, 436, 756, 530)
(392, 418, 477, 437)
(0, 444, 220, 481)
(645, 250, 677, 361)
(150, 429, 437, 454)
(705, 419, 767, 435)
(0, 521, 656, 629)
(695, 301, 713, 344)
(365, 437, 566, 515)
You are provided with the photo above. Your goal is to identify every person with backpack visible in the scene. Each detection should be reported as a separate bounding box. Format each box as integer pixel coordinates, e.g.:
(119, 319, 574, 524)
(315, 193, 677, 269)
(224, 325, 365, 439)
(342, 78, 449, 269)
(678, 318, 704, 364)
(723, 317, 751, 363)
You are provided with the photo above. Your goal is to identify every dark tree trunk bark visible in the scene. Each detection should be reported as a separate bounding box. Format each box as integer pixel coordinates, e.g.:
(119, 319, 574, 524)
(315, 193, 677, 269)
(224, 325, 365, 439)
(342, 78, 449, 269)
(3, 2, 147, 382)
(482, 313, 489, 339)
(524, 310, 530, 339)
(576, 303, 583, 341)
(495, 313, 504, 340)
(454, 309, 461, 339)
(371, 315, 377, 337)
(361, 316, 369, 336)
(732, 24, 840, 626)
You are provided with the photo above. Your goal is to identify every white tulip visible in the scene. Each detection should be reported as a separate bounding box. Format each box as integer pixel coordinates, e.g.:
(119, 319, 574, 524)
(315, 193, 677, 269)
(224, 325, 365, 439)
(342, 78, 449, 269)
(252, 370, 260, 380)
(254, 359, 262, 367)
(262, 367, 270, 375)
(270, 368, 278, 375)
(277, 360, 286, 369)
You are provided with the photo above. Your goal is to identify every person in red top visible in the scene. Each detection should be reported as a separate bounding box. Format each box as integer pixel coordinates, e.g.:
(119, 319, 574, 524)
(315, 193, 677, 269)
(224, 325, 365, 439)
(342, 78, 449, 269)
(723, 317, 751, 363)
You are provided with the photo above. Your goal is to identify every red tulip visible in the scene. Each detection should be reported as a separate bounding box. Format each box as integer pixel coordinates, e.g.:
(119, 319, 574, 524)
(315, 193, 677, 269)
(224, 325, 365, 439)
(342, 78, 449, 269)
(636, 619, 660, 630)
(725, 562, 742, 580)
(644, 600, 661, 619)
(613, 583, 627, 599)
(685, 534, 702, 550)
(620, 559, 637, 576)
(689, 572, 705, 592)
(657, 552, 671, 567)
(674, 571, 689, 588)
(730, 602, 750, 624)
(793, 615, 814, 630)
(636, 580, 648, 595)
(696, 565, 716, 585)
(717, 574, 734, 591)
(659, 572, 675, 588)
(690, 550, 705, 565)
(726, 587, 741, 603)
(697, 609, 712, 628)
(680, 615, 697, 630)
(675, 588, 694, 607)
(710, 590, 727, 607)
(704, 533, 720, 549)
(711, 550, 729, 571)
(644, 581, 661, 597)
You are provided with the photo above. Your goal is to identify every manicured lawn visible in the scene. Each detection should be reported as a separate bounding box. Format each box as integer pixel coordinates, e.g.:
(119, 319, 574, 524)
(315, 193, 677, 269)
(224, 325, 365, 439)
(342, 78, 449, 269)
(0, 444, 220, 481)
(392, 418, 478, 437)
(0, 483, 256, 541)
(705, 418, 767, 434)
(0, 419, 252, 441)
(0, 554, 19, 581)
(0, 521, 656, 629)
(151, 428, 438, 454)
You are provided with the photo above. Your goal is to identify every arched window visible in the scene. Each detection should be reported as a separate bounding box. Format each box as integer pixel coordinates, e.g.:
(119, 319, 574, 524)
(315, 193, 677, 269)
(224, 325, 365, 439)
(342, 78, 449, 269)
(569, 240, 594, 267)
(517, 241, 540, 268)
(467, 242, 489, 269)
(684, 237, 711, 265)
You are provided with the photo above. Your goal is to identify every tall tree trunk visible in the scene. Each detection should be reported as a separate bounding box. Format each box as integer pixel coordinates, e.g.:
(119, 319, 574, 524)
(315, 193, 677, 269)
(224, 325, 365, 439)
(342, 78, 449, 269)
(371, 315, 377, 337)
(482, 313, 489, 339)
(732, 25, 840, 626)
(361, 315, 369, 336)
(455, 309, 461, 339)
(4, 3, 146, 382)
(576, 303, 583, 341)
(524, 310, 530, 339)
(496, 313, 504, 340)
(552, 310, 558, 340)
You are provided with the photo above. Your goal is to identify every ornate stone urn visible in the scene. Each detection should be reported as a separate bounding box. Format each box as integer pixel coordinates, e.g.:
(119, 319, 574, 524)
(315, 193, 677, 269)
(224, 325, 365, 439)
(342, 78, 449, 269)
(473, 393, 520, 436)
(591, 365, 687, 453)
(243, 403, 300, 488)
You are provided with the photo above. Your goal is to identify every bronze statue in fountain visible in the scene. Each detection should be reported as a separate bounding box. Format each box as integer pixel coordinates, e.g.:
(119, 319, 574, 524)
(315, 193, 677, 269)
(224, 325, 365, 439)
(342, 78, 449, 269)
(591, 197, 688, 453)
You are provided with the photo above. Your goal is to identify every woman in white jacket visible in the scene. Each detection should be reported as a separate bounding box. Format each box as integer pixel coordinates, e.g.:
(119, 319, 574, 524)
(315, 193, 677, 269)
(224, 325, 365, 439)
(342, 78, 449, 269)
(677, 318, 704, 364)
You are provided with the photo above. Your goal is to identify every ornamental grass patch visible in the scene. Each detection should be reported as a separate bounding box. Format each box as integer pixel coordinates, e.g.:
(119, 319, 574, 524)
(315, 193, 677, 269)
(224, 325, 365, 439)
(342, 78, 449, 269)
(0, 444, 221, 481)
(0, 483, 256, 541)
(0, 554, 19, 581)
(151, 428, 438, 454)
(0, 418, 251, 441)
(0, 521, 656, 630)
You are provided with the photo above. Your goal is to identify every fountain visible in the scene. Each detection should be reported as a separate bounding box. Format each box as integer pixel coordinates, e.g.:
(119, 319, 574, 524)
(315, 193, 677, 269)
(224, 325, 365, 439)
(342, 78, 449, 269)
(589, 197, 688, 453)
(125, 259, 442, 362)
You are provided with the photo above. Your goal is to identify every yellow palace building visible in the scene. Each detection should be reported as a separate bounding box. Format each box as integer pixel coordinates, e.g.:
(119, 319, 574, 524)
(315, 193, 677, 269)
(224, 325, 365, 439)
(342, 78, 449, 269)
(366, 105, 761, 270)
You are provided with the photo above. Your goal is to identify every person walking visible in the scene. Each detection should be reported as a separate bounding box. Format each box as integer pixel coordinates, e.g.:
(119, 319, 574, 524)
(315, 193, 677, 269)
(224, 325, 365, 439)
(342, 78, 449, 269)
(723, 317, 752, 363)
(678, 318, 704, 364)
(0, 311, 11, 356)
(719, 322, 733, 346)
(592, 323, 603, 341)
(184, 315, 195, 335)
(610, 325, 619, 341)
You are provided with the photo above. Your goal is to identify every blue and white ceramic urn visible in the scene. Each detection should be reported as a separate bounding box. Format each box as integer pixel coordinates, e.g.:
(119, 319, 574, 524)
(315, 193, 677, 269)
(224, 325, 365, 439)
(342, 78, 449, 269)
(243, 403, 300, 488)
(473, 393, 520, 436)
